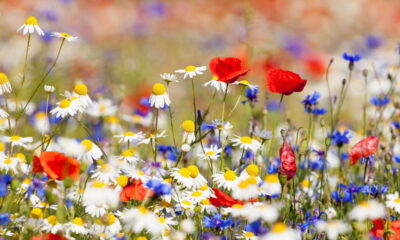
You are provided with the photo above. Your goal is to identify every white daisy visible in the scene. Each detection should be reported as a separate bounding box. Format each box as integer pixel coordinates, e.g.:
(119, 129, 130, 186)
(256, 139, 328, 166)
(175, 65, 206, 79)
(52, 32, 78, 42)
(0, 154, 18, 173)
(316, 220, 350, 240)
(233, 80, 259, 90)
(149, 83, 171, 109)
(348, 200, 385, 221)
(231, 177, 260, 200)
(1, 135, 33, 148)
(66, 217, 89, 235)
(17, 16, 44, 36)
(386, 192, 400, 213)
(0, 73, 12, 95)
(50, 98, 81, 118)
(212, 169, 239, 191)
(160, 73, 179, 83)
(0, 108, 9, 119)
(79, 139, 103, 162)
(114, 131, 145, 145)
(262, 222, 300, 240)
(33, 111, 50, 134)
(181, 120, 195, 144)
(86, 98, 118, 117)
(198, 144, 221, 161)
(120, 206, 162, 235)
(260, 174, 281, 197)
(72, 83, 92, 108)
(44, 85, 55, 93)
(231, 135, 261, 153)
(91, 163, 119, 184)
(82, 181, 119, 217)
(41, 215, 63, 234)
(203, 76, 228, 93)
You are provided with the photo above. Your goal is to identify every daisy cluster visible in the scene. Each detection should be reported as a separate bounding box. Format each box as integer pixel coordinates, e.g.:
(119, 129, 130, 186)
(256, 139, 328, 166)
(0, 16, 399, 240)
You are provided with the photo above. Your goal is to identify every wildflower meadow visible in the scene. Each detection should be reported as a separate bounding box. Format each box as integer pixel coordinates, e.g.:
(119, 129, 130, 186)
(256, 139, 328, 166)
(0, 1, 399, 240)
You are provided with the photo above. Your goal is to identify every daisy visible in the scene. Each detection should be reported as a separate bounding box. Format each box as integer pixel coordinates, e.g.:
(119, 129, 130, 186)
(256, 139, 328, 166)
(198, 144, 221, 161)
(175, 65, 206, 79)
(348, 200, 385, 221)
(158, 216, 178, 230)
(66, 217, 89, 235)
(231, 135, 261, 153)
(91, 163, 119, 184)
(32, 111, 50, 133)
(212, 169, 239, 191)
(316, 220, 350, 240)
(231, 177, 260, 200)
(149, 83, 171, 109)
(170, 165, 207, 189)
(0, 108, 9, 119)
(118, 148, 141, 165)
(0, 154, 18, 173)
(97, 213, 122, 236)
(73, 83, 92, 107)
(50, 98, 81, 118)
(41, 215, 63, 234)
(140, 130, 167, 147)
(114, 131, 145, 145)
(86, 98, 118, 117)
(79, 139, 103, 162)
(178, 199, 196, 212)
(14, 153, 29, 174)
(183, 186, 214, 203)
(262, 222, 300, 240)
(160, 73, 179, 83)
(260, 174, 281, 197)
(105, 115, 123, 133)
(17, 16, 44, 36)
(52, 32, 78, 42)
(203, 76, 229, 93)
(82, 181, 119, 217)
(254, 203, 280, 223)
(44, 85, 55, 93)
(239, 231, 258, 240)
(1, 136, 33, 148)
(199, 198, 218, 214)
(181, 120, 195, 144)
(0, 73, 12, 95)
(125, 169, 150, 182)
(386, 192, 400, 213)
(223, 203, 248, 218)
(233, 80, 259, 90)
(120, 206, 162, 235)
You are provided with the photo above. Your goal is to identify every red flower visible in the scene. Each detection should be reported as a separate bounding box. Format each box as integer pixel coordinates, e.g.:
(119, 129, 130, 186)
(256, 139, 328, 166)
(209, 57, 249, 84)
(371, 218, 400, 239)
(33, 152, 80, 181)
(31, 234, 69, 240)
(267, 68, 307, 95)
(279, 141, 296, 180)
(120, 179, 153, 202)
(209, 188, 257, 207)
(350, 136, 379, 165)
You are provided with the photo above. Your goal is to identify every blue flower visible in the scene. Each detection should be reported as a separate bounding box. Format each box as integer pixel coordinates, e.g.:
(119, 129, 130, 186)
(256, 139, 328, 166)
(0, 175, 12, 197)
(242, 87, 259, 104)
(145, 179, 172, 195)
(393, 121, 400, 129)
(365, 35, 382, 49)
(203, 214, 234, 230)
(330, 130, 351, 147)
(0, 213, 10, 226)
(342, 52, 362, 62)
(302, 91, 326, 115)
(244, 220, 267, 236)
(370, 96, 390, 107)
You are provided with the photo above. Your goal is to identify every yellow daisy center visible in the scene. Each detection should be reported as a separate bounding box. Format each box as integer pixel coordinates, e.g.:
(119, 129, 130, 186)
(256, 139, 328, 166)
(0, 73, 9, 84)
(212, 76, 219, 80)
(240, 136, 252, 144)
(92, 181, 106, 188)
(72, 217, 84, 226)
(4, 158, 12, 164)
(122, 149, 134, 157)
(159, 217, 166, 223)
(25, 16, 38, 25)
(116, 175, 128, 187)
(102, 213, 116, 225)
(395, 198, 400, 203)
(181, 120, 195, 133)
(137, 237, 148, 240)
(246, 164, 259, 177)
(0, 143, 4, 152)
(244, 232, 255, 237)
(60, 32, 71, 38)
(205, 151, 215, 156)
(100, 164, 110, 172)
(10, 136, 20, 141)
(246, 177, 257, 185)
(138, 206, 148, 214)
(81, 139, 93, 150)
(124, 131, 135, 137)
(201, 199, 210, 205)
(74, 83, 88, 95)
(185, 65, 196, 71)
(360, 201, 370, 207)
(232, 204, 243, 208)
(152, 83, 166, 95)
(138, 170, 145, 176)
(107, 116, 119, 123)
(47, 215, 58, 225)
(272, 222, 287, 233)
(36, 112, 46, 119)
(240, 80, 250, 85)
(59, 99, 71, 109)
(178, 168, 191, 178)
(187, 165, 199, 178)
(191, 191, 203, 197)
(199, 184, 209, 191)
(224, 170, 236, 181)
(265, 174, 279, 183)
(181, 200, 192, 206)
(30, 208, 43, 219)
(301, 179, 311, 188)
(238, 180, 249, 189)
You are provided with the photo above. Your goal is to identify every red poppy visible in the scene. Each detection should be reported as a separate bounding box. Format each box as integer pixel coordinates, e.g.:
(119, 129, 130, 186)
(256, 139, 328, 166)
(31, 233, 69, 240)
(350, 136, 379, 165)
(120, 179, 153, 202)
(209, 57, 249, 84)
(33, 152, 80, 181)
(279, 141, 296, 180)
(209, 188, 257, 207)
(371, 218, 400, 240)
(267, 68, 307, 95)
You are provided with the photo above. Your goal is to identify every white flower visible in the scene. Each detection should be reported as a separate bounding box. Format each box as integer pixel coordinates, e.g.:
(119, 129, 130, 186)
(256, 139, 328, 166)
(231, 177, 260, 200)
(79, 139, 103, 162)
(198, 145, 221, 161)
(0, 73, 12, 95)
(0, 108, 9, 119)
(114, 131, 145, 145)
(0, 153, 18, 173)
(160, 73, 179, 83)
(120, 206, 162, 236)
(44, 85, 55, 93)
(231, 135, 261, 153)
(180, 219, 195, 234)
(66, 217, 89, 235)
(50, 98, 82, 118)
(348, 200, 385, 221)
(212, 170, 238, 191)
(175, 65, 206, 79)
(86, 98, 118, 117)
(91, 163, 119, 184)
(262, 222, 300, 240)
(316, 220, 350, 240)
(72, 83, 92, 108)
(33, 111, 50, 134)
(17, 16, 44, 36)
(150, 83, 171, 109)
(386, 192, 400, 213)
(260, 174, 281, 197)
(181, 120, 195, 144)
(41, 215, 63, 234)
(82, 181, 120, 217)
(1, 136, 33, 148)
(52, 32, 78, 42)
(203, 76, 228, 93)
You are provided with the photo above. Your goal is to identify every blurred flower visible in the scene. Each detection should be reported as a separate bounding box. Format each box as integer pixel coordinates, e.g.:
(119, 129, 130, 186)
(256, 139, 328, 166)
(316, 220, 350, 240)
(52, 32, 78, 42)
(231, 136, 261, 153)
(175, 65, 206, 79)
(386, 192, 400, 213)
(267, 69, 307, 95)
(149, 83, 171, 109)
(17, 16, 44, 36)
(349, 136, 379, 165)
(203, 76, 228, 93)
(33, 152, 80, 180)
(279, 141, 296, 180)
(198, 145, 221, 161)
(370, 96, 390, 107)
(370, 218, 400, 240)
(342, 52, 362, 62)
(145, 179, 171, 195)
(44, 85, 55, 93)
(1, 136, 32, 148)
(209, 57, 249, 84)
(330, 130, 351, 147)
(263, 222, 300, 240)
(348, 200, 384, 221)
(120, 206, 162, 235)
(160, 73, 178, 83)
(0, 73, 12, 95)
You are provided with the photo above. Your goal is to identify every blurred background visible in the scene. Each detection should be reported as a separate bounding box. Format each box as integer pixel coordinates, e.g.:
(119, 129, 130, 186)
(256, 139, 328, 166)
(0, 0, 399, 131)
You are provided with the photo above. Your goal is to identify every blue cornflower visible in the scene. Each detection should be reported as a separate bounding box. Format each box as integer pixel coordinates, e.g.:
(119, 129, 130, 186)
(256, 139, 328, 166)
(203, 214, 234, 229)
(365, 35, 382, 49)
(267, 160, 280, 174)
(370, 96, 391, 107)
(302, 91, 326, 115)
(266, 100, 283, 112)
(342, 52, 362, 62)
(330, 130, 351, 147)
(244, 220, 267, 236)
(145, 179, 172, 195)
(312, 108, 327, 115)
(242, 87, 259, 104)
(0, 175, 12, 197)
(0, 213, 10, 226)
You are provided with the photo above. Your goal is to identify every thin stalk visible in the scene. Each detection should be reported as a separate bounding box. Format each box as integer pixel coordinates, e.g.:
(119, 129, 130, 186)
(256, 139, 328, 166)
(154, 108, 159, 162)
(191, 78, 197, 136)
(267, 94, 284, 159)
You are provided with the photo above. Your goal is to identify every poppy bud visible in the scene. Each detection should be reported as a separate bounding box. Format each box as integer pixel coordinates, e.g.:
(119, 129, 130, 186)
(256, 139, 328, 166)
(279, 141, 296, 180)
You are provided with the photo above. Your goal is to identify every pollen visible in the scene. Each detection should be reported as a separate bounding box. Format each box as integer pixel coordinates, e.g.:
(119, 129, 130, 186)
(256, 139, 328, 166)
(271, 222, 287, 233)
(246, 164, 259, 177)
(223, 170, 236, 181)
(74, 83, 88, 95)
(47, 215, 58, 225)
(10, 136, 20, 141)
(59, 99, 71, 109)
(181, 120, 195, 133)
(72, 217, 84, 226)
(243, 232, 255, 237)
(81, 139, 93, 151)
(30, 208, 43, 219)
(265, 174, 279, 183)
(25, 16, 38, 25)
(0, 73, 9, 84)
(116, 175, 128, 187)
(191, 191, 203, 197)
(187, 165, 199, 178)
(102, 213, 116, 225)
(240, 136, 252, 144)
(178, 168, 190, 177)
(122, 149, 134, 157)
(124, 131, 135, 136)
(152, 83, 167, 95)
(185, 65, 196, 71)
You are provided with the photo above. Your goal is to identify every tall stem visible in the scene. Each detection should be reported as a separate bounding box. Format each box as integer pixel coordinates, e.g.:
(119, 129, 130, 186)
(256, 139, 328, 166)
(20, 33, 31, 91)
(267, 94, 284, 159)
(154, 109, 159, 162)
(191, 78, 197, 136)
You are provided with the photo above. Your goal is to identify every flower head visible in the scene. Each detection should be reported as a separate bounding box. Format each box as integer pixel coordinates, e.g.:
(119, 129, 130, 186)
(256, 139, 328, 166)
(267, 69, 307, 95)
(17, 16, 44, 36)
(209, 57, 249, 84)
